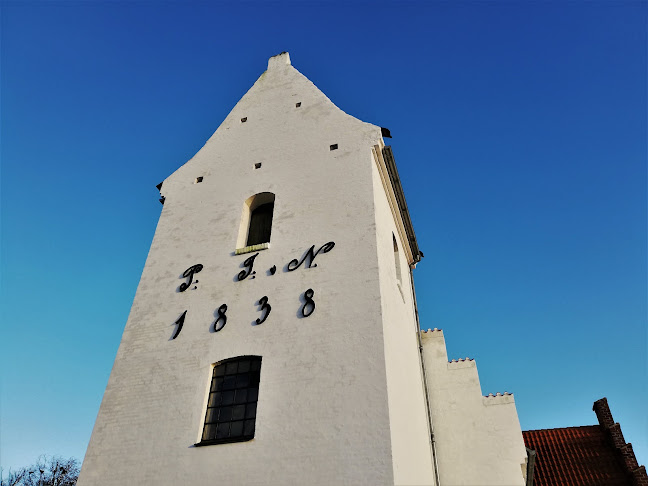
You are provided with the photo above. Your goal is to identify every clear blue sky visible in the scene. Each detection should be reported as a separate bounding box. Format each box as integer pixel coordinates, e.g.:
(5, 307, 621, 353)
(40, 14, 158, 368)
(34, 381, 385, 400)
(1, 0, 646, 472)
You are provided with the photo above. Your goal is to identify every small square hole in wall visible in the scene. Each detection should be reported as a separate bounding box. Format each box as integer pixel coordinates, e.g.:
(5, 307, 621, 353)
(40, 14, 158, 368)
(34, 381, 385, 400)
(195, 177, 204, 183)
(330, 144, 338, 151)
(241, 117, 247, 123)
(296, 102, 301, 108)
(254, 163, 262, 169)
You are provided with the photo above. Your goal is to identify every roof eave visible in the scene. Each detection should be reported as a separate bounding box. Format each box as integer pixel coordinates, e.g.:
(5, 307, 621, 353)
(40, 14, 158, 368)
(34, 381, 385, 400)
(382, 146, 422, 264)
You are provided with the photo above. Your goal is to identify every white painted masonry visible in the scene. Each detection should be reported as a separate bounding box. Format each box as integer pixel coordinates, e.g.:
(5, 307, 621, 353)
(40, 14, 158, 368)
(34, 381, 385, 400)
(78, 52, 528, 486)
(421, 329, 528, 485)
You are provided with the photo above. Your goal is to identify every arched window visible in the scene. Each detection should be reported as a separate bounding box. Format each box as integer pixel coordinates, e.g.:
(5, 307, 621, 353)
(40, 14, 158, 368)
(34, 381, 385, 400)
(197, 356, 261, 446)
(237, 192, 275, 251)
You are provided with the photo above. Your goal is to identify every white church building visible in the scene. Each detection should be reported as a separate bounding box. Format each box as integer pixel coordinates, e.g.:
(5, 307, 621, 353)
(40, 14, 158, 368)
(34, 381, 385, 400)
(78, 52, 528, 486)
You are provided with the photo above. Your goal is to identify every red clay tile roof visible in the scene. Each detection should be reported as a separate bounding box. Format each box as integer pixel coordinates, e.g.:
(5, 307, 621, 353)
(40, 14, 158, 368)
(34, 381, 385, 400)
(523, 425, 632, 486)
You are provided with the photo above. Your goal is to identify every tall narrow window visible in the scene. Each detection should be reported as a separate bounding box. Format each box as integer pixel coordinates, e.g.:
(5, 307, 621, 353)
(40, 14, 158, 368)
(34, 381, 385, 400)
(393, 233, 402, 285)
(247, 202, 274, 246)
(237, 192, 275, 251)
(197, 356, 261, 446)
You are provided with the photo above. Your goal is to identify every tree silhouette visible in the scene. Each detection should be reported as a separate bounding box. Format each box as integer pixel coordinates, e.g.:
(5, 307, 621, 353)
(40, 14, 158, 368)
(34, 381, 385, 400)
(1, 456, 79, 486)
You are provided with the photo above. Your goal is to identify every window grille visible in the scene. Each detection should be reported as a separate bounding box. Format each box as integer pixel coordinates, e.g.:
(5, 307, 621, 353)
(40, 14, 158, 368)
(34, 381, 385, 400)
(197, 356, 261, 446)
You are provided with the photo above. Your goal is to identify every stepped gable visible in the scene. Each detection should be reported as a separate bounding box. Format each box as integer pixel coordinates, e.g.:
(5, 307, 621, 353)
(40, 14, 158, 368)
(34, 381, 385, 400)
(523, 398, 647, 486)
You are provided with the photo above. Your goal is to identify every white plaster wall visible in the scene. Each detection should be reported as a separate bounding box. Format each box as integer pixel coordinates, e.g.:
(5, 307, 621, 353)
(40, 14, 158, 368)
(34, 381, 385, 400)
(78, 53, 411, 485)
(421, 329, 527, 486)
(371, 156, 436, 485)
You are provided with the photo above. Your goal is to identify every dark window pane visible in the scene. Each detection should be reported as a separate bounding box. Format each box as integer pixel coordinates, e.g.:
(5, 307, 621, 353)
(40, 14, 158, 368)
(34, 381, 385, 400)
(206, 407, 218, 423)
(225, 362, 238, 375)
(236, 373, 250, 388)
(250, 360, 261, 372)
(214, 365, 226, 377)
(219, 406, 233, 422)
(244, 420, 255, 436)
(222, 376, 236, 390)
(249, 375, 260, 388)
(212, 377, 224, 392)
(221, 390, 235, 406)
(247, 203, 274, 246)
(247, 388, 258, 402)
(234, 389, 248, 404)
(230, 421, 244, 438)
(232, 404, 246, 421)
(202, 423, 214, 441)
(208, 392, 221, 407)
(245, 403, 257, 419)
(238, 360, 250, 373)
(216, 422, 230, 439)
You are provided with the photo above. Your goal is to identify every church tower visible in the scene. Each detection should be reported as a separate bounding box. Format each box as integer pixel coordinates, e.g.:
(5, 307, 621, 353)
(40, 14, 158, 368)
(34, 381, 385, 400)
(78, 52, 436, 485)
(78, 52, 528, 486)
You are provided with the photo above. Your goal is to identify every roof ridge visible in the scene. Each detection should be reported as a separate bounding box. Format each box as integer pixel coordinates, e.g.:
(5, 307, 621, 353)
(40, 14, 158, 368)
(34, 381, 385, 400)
(523, 424, 599, 433)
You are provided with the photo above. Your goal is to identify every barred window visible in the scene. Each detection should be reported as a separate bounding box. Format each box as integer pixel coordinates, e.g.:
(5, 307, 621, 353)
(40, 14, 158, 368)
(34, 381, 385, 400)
(197, 356, 261, 446)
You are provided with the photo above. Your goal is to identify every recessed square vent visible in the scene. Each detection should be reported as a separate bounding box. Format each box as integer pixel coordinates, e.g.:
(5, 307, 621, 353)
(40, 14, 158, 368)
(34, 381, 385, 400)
(195, 177, 203, 183)
(330, 144, 338, 151)
(241, 117, 247, 123)
(296, 102, 301, 108)
(254, 163, 262, 169)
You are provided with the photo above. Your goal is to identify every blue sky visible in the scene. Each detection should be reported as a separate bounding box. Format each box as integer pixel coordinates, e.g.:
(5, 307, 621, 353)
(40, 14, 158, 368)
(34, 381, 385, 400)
(1, 0, 646, 472)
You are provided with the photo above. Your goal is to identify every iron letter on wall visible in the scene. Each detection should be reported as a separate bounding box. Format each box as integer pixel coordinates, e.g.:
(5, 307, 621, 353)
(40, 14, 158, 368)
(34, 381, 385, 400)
(179, 264, 203, 292)
(238, 253, 259, 281)
(287, 242, 335, 271)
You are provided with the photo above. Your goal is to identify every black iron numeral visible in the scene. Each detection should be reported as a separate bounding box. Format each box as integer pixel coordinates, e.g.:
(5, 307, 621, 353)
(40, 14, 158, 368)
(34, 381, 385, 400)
(179, 264, 203, 292)
(301, 289, 315, 318)
(213, 304, 228, 332)
(255, 296, 271, 325)
(171, 310, 187, 339)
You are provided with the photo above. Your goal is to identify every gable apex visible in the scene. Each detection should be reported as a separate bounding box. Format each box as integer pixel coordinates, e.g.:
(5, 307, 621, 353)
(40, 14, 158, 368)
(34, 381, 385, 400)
(162, 52, 379, 182)
(268, 51, 291, 69)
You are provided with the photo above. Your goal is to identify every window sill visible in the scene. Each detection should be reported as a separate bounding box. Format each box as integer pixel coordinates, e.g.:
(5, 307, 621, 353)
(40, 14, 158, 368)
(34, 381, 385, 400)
(194, 435, 254, 447)
(235, 243, 270, 255)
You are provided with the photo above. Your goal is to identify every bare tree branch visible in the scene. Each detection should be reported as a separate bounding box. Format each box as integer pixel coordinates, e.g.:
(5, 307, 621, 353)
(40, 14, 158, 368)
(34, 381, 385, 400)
(0, 457, 79, 486)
